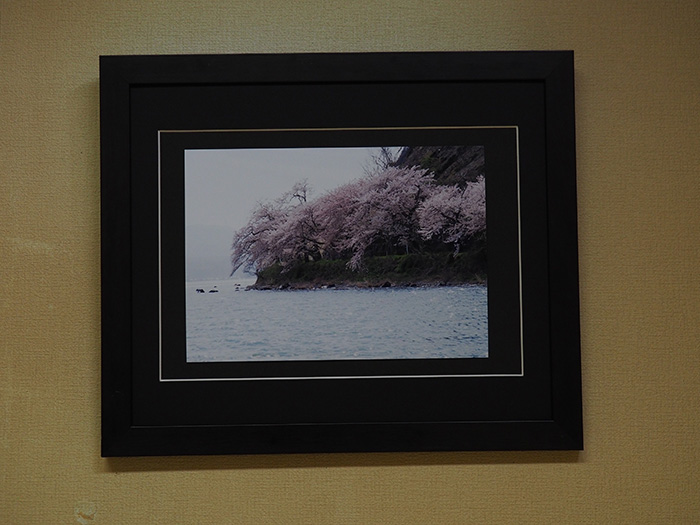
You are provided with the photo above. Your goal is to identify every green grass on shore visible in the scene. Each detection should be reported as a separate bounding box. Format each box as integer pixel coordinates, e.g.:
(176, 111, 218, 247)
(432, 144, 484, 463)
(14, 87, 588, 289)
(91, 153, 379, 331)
(254, 250, 486, 289)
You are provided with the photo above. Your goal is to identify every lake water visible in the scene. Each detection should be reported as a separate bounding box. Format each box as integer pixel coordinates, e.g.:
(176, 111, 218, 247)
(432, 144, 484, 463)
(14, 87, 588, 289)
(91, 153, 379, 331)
(186, 279, 488, 362)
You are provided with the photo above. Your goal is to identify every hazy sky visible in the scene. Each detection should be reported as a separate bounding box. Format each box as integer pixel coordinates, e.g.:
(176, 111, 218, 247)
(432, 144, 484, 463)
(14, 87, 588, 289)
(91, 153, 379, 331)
(184, 147, 400, 280)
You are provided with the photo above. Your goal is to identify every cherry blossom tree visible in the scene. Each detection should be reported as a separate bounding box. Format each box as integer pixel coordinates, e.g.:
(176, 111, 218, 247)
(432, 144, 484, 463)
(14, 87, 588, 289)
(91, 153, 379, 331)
(230, 199, 286, 274)
(341, 166, 432, 269)
(417, 175, 485, 253)
(310, 179, 367, 260)
(230, 166, 485, 276)
(230, 180, 311, 274)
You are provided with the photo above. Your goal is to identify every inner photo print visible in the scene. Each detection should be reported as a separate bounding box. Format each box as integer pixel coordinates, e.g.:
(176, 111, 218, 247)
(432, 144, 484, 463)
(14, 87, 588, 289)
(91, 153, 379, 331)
(185, 146, 487, 362)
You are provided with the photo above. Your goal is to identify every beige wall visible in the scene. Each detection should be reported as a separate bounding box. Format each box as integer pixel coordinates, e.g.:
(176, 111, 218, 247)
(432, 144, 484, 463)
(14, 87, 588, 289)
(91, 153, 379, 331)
(2, 1, 699, 522)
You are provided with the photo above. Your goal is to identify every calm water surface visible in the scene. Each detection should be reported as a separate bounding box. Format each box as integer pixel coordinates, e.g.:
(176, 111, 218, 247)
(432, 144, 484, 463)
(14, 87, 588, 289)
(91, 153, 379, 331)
(186, 279, 488, 362)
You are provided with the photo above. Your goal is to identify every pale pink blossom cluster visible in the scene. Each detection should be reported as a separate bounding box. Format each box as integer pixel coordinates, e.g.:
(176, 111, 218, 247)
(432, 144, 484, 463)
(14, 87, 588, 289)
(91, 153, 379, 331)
(230, 167, 485, 275)
(417, 175, 485, 252)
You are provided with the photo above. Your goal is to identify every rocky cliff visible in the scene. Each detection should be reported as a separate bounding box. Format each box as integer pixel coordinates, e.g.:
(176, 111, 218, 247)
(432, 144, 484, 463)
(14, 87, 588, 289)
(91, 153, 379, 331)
(393, 145, 485, 187)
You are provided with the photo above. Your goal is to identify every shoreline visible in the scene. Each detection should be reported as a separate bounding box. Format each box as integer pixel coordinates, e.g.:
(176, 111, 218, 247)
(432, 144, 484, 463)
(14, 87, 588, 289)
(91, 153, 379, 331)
(248, 252, 487, 291)
(246, 277, 486, 291)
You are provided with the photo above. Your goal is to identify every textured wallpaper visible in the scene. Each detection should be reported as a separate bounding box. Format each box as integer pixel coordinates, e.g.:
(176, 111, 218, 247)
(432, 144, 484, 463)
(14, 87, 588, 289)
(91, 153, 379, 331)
(1, 1, 699, 522)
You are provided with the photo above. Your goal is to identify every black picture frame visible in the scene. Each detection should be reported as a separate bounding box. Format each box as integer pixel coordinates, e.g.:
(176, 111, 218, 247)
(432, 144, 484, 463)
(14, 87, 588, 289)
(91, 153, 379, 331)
(100, 51, 582, 456)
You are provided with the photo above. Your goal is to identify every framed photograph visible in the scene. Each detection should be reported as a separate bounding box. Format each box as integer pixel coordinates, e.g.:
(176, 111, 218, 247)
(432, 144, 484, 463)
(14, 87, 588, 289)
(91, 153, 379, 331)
(100, 51, 582, 456)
